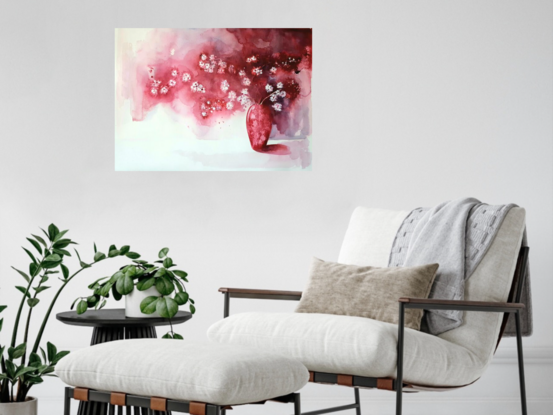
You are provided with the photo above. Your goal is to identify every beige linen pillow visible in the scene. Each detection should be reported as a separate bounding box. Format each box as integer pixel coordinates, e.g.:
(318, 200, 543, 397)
(295, 258, 439, 330)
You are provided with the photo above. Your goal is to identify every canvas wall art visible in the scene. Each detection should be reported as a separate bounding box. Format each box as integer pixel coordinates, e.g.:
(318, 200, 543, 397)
(115, 28, 312, 171)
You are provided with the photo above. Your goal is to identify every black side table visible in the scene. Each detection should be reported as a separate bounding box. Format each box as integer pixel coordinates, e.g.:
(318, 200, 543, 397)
(57, 308, 192, 415)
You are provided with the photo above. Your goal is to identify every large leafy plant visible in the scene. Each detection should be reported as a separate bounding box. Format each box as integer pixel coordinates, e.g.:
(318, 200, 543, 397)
(0, 224, 130, 403)
(72, 247, 195, 339)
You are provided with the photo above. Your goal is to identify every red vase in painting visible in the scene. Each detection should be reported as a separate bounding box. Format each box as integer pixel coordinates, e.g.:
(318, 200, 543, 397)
(246, 104, 273, 152)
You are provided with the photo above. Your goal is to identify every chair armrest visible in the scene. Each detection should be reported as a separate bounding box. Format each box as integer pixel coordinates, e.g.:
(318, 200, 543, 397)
(218, 287, 302, 301)
(398, 297, 524, 313)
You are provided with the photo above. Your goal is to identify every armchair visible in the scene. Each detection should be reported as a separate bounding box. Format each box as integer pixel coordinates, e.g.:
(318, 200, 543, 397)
(208, 207, 529, 415)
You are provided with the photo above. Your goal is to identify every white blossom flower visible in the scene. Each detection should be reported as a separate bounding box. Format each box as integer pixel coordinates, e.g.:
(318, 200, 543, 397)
(210, 55, 215, 61)
(279, 90, 286, 97)
(152, 80, 161, 87)
(238, 70, 246, 77)
(265, 84, 273, 92)
(168, 79, 176, 87)
(228, 91, 237, 101)
(270, 67, 277, 74)
(253, 67, 262, 76)
(199, 60, 205, 68)
(191, 82, 205, 93)
(226, 102, 234, 110)
(228, 65, 235, 73)
(241, 88, 249, 95)
(217, 68, 225, 74)
(246, 57, 252, 63)
(218, 60, 227, 68)
(151, 88, 158, 95)
(272, 103, 282, 111)
(171, 69, 178, 77)
(160, 86, 169, 94)
(201, 54, 207, 61)
(250, 56, 257, 62)
(170, 49, 175, 56)
(201, 111, 208, 117)
(242, 77, 251, 86)
(270, 94, 278, 102)
(221, 80, 229, 92)
(277, 82, 283, 89)
(207, 65, 214, 73)
(182, 73, 191, 82)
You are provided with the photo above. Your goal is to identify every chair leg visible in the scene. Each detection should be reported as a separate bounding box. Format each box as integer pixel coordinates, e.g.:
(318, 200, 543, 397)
(294, 393, 301, 415)
(354, 388, 361, 415)
(396, 303, 405, 415)
(64, 387, 72, 415)
(515, 310, 528, 415)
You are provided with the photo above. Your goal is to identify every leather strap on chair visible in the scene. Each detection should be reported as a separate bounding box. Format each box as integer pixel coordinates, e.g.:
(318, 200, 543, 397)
(73, 388, 89, 402)
(190, 401, 207, 415)
(309, 371, 314, 382)
(337, 375, 353, 387)
(150, 397, 167, 411)
(110, 392, 126, 406)
(377, 378, 394, 391)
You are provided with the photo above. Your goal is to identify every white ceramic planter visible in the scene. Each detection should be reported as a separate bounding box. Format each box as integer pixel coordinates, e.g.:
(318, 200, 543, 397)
(125, 286, 161, 318)
(0, 397, 37, 415)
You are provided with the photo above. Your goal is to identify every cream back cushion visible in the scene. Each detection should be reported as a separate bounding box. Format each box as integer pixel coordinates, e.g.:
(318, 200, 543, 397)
(338, 206, 526, 367)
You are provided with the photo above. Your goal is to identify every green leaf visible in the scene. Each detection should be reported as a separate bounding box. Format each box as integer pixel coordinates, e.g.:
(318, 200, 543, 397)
(42, 254, 62, 269)
(70, 298, 79, 310)
(16, 286, 31, 298)
(27, 298, 40, 307)
(98, 299, 107, 309)
(53, 248, 71, 257)
(174, 292, 189, 305)
(40, 347, 47, 363)
(99, 283, 113, 297)
(29, 262, 40, 277)
(157, 297, 178, 318)
(46, 342, 57, 362)
(11, 267, 30, 283)
(5, 360, 15, 378)
(94, 243, 97, 253)
(140, 296, 159, 314)
(173, 270, 188, 279)
(11, 343, 26, 360)
(119, 245, 130, 255)
(116, 274, 134, 295)
(111, 285, 122, 301)
(158, 247, 169, 259)
(108, 244, 117, 252)
(173, 333, 183, 340)
(189, 298, 195, 304)
(33, 286, 50, 294)
(0, 318, 3, 332)
(22, 247, 37, 264)
(31, 234, 47, 248)
(53, 239, 73, 249)
(108, 249, 120, 258)
(47, 224, 59, 241)
(52, 350, 70, 364)
(15, 366, 37, 379)
(76, 300, 88, 315)
(125, 252, 141, 259)
(125, 266, 137, 277)
(190, 304, 196, 314)
(40, 275, 49, 284)
(155, 276, 174, 296)
(154, 268, 167, 278)
(61, 264, 69, 280)
(0, 305, 7, 313)
(88, 276, 109, 289)
(162, 332, 172, 339)
(163, 257, 173, 268)
(54, 229, 69, 242)
(136, 277, 155, 291)
(86, 295, 99, 307)
(29, 353, 42, 367)
(94, 252, 106, 261)
(26, 237, 42, 254)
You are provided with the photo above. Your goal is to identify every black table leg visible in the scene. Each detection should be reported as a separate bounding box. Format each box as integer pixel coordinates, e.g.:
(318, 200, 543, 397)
(77, 325, 168, 415)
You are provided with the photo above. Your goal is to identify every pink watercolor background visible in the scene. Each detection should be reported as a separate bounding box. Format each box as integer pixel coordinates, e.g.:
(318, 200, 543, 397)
(115, 28, 312, 170)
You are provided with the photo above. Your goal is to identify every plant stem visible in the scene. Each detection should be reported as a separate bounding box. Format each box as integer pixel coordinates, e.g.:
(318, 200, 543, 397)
(31, 264, 96, 355)
(10, 277, 36, 348)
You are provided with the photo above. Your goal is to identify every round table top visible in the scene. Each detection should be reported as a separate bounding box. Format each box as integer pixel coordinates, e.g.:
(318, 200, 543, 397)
(56, 308, 193, 327)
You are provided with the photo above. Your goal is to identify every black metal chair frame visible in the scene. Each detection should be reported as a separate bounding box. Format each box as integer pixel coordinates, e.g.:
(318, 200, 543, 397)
(63, 387, 301, 415)
(219, 246, 529, 415)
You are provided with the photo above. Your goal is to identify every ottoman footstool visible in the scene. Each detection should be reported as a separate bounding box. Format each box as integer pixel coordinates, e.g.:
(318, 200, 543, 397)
(56, 339, 309, 415)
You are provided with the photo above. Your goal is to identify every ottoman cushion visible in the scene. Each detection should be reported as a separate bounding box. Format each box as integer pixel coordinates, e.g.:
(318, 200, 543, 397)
(56, 339, 309, 405)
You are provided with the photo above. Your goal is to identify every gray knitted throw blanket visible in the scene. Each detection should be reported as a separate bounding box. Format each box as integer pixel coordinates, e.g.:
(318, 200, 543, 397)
(388, 198, 532, 337)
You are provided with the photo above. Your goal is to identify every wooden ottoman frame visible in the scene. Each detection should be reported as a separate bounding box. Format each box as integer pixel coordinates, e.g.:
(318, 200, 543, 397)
(63, 386, 301, 415)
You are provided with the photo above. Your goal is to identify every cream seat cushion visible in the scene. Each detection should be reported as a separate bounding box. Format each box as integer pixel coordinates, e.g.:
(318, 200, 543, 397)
(207, 312, 482, 387)
(56, 339, 309, 405)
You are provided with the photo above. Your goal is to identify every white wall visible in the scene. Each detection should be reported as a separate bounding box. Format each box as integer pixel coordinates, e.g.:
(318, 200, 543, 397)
(0, 0, 551, 414)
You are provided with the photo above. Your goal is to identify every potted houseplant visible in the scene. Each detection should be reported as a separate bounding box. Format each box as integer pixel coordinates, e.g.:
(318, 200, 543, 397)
(0, 224, 132, 414)
(72, 247, 195, 339)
